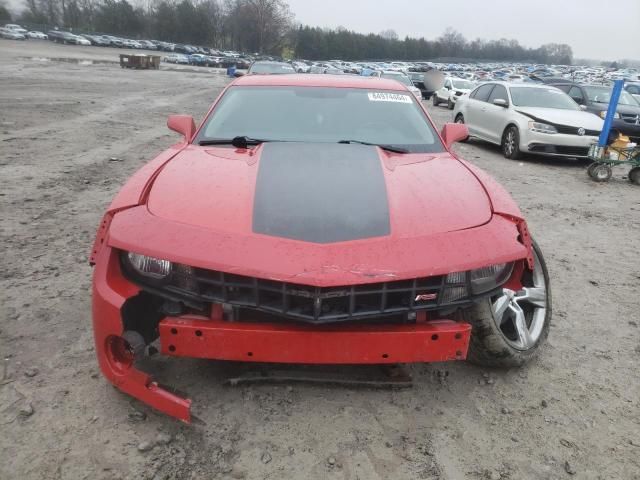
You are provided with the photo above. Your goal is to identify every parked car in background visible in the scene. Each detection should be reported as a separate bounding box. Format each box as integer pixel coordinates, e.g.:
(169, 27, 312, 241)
(0, 27, 26, 40)
(26, 31, 48, 40)
(453, 82, 603, 159)
(625, 82, 640, 102)
(433, 77, 475, 109)
(550, 82, 640, 142)
(247, 61, 296, 75)
(164, 53, 189, 64)
(188, 54, 208, 66)
(378, 71, 423, 100)
(3, 24, 28, 35)
(82, 34, 109, 46)
(72, 34, 91, 46)
(408, 71, 434, 99)
(101, 35, 124, 47)
(292, 61, 310, 73)
(47, 30, 80, 44)
(137, 40, 157, 50)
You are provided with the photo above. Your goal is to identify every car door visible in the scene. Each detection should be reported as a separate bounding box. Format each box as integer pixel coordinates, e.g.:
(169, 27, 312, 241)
(567, 86, 586, 106)
(465, 84, 496, 139)
(437, 79, 451, 101)
(481, 85, 512, 144)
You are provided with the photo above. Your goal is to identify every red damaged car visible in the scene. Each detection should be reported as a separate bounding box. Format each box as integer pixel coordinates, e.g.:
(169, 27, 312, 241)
(90, 74, 551, 422)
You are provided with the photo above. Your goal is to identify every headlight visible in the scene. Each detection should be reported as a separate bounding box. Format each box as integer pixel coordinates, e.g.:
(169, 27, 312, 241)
(126, 252, 172, 279)
(528, 121, 557, 134)
(598, 111, 620, 119)
(469, 263, 513, 294)
(441, 263, 514, 303)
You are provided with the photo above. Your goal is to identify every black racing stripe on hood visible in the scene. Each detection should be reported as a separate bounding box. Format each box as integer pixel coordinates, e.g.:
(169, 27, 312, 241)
(252, 142, 390, 243)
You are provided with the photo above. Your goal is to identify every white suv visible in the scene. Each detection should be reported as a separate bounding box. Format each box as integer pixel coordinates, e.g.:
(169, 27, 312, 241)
(432, 77, 475, 109)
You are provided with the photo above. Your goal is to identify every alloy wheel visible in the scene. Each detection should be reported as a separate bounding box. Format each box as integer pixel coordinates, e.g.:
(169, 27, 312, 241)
(504, 130, 515, 156)
(491, 249, 548, 351)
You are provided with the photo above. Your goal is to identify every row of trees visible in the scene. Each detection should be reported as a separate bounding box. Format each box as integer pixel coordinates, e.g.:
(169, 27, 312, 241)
(12, 0, 574, 64)
(293, 26, 573, 64)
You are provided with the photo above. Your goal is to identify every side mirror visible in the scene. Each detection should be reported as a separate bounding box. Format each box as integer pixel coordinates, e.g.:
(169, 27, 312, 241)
(579, 104, 587, 110)
(493, 98, 508, 107)
(234, 71, 245, 77)
(167, 114, 196, 141)
(441, 123, 469, 149)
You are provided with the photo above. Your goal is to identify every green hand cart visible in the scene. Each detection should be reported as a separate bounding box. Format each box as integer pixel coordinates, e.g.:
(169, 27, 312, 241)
(587, 144, 640, 185)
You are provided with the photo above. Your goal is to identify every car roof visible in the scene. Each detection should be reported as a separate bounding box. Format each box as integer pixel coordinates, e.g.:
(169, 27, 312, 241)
(233, 74, 407, 91)
(252, 61, 290, 65)
(482, 81, 563, 89)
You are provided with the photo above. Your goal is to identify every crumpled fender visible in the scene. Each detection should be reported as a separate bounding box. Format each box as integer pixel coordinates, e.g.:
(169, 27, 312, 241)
(89, 144, 186, 265)
(456, 158, 534, 269)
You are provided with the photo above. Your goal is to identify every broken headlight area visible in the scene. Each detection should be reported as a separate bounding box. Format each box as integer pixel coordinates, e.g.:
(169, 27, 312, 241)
(119, 250, 514, 325)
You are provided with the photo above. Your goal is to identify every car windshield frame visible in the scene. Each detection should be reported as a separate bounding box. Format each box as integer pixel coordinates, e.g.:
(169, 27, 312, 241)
(509, 86, 580, 110)
(380, 73, 412, 86)
(583, 86, 639, 106)
(195, 85, 445, 153)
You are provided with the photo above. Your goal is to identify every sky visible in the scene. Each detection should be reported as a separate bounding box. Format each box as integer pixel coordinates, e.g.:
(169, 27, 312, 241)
(286, 0, 640, 61)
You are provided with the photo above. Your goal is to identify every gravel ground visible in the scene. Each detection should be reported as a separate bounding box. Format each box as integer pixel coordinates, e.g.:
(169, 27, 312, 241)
(1, 40, 639, 480)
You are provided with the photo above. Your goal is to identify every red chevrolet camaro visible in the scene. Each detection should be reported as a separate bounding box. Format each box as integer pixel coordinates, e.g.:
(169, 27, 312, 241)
(90, 74, 551, 422)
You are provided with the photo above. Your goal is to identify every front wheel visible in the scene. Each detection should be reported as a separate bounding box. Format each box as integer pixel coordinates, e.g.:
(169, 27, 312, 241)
(454, 114, 468, 142)
(590, 164, 612, 182)
(432, 94, 439, 106)
(461, 239, 552, 367)
(447, 98, 454, 110)
(628, 166, 640, 185)
(502, 126, 523, 159)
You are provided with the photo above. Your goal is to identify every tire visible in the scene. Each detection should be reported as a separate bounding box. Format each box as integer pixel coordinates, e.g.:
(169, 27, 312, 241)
(502, 125, 523, 159)
(587, 162, 600, 178)
(461, 239, 552, 368)
(628, 166, 640, 185)
(447, 98, 454, 110)
(590, 164, 612, 182)
(454, 114, 468, 142)
(432, 94, 439, 106)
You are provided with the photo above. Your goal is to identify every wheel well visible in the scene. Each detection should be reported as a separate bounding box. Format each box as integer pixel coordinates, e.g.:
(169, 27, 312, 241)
(455, 113, 464, 122)
(502, 123, 519, 141)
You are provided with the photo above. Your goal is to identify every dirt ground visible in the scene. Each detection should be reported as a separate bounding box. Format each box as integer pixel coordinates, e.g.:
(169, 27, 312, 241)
(1, 40, 639, 480)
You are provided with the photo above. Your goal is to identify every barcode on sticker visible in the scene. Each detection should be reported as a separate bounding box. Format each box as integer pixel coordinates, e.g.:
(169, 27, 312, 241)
(368, 92, 412, 103)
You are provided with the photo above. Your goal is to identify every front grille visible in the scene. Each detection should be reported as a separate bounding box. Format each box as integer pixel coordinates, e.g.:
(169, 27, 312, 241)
(554, 125, 600, 136)
(133, 267, 476, 324)
(620, 114, 640, 125)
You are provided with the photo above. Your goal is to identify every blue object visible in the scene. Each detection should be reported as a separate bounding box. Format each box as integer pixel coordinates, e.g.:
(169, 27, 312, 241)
(227, 65, 236, 77)
(598, 79, 624, 146)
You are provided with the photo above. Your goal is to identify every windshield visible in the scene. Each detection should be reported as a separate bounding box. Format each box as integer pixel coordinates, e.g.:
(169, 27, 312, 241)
(381, 73, 412, 86)
(452, 79, 474, 90)
(583, 86, 638, 106)
(197, 86, 443, 153)
(249, 63, 295, 75)
(509, 87, 579, 110)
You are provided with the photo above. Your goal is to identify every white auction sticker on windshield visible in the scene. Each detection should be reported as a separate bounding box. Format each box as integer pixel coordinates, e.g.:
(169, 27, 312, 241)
(368, 92, 412, 103)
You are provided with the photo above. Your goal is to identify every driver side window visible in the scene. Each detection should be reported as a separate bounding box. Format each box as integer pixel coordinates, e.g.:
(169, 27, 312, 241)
(568, 86, 585, 104)
(487, 85, 508, 105)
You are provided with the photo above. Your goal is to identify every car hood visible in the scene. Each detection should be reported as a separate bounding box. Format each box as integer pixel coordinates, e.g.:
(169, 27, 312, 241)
(514, 107, 604, 130)
(146, 142, 492, 243)
(591, 101, 640, 115)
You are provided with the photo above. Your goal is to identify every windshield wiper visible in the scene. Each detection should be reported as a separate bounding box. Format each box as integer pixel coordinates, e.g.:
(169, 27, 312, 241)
(338, 140, 409, 154)
(199, 136, 269, 148)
